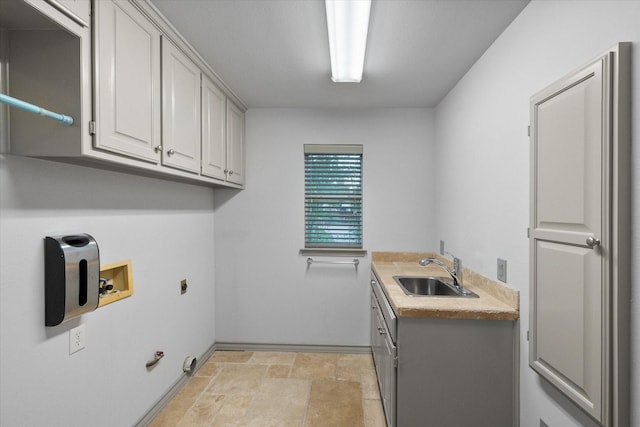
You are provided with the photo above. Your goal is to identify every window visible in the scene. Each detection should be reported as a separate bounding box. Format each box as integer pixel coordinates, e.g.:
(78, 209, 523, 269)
(304, 144, 363, 249)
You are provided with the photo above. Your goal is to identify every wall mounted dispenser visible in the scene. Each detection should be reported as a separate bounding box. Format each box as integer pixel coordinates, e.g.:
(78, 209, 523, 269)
(45, 234, 100, 326)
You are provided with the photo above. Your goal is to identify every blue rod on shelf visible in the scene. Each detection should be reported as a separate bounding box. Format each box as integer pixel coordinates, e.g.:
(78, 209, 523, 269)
(0, 93, 74, 126)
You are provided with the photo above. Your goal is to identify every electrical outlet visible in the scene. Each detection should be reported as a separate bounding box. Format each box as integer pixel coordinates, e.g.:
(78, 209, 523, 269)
(69, 324, 86, 355)
(439, 240, 445, 255)
(497, 258, 507, 282)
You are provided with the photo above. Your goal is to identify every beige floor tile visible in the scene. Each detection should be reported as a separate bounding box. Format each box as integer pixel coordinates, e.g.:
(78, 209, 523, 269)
(150, 351, 383, 427)
(148, 398, 194, 427)
(304, 379, 364, 427)
(266, 364, 291, 378)
(178, 394, 225, 427)
(246, 378, 311, 421)
(215, 394, 254, 418)
(248, 351, 296, 365)
(360, 368, 381, 400)
(290, 352, 338, 380)
(363, 399, 387, 427)
(209, 351, 254, 363)
(212, 415, 303, 427)
(174, 377, 213, 401)
(207, 364, 267, 395)
(196, 362, 222, 378)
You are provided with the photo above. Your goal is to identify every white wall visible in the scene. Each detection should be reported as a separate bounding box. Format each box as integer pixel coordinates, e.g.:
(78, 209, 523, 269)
(213, 108, 436, 345)
(434, 1, 640, 426)
(0, 155, 216, 426)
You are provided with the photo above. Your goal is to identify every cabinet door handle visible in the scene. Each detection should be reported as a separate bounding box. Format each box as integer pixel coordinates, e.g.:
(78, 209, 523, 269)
(154, 145, 162, 153)
(167, 149, 175, 156)
(586, 236, 601, 248)
(370, 280, 376, 285)
(228, 170, 234, 175)
(378, 327, 386, 335)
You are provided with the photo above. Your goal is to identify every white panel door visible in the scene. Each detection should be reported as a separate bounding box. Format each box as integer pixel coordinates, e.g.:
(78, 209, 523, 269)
(161, 37, 201, 173)
(201, 75, 226, 180)
(94, 0, 161, 163)
(530, 56, 607, 422)
(226, 101, 245, 185)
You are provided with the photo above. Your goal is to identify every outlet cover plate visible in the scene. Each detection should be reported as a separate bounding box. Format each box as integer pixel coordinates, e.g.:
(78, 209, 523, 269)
(497, 258, 507, 282)
(69, 324, 86, 355)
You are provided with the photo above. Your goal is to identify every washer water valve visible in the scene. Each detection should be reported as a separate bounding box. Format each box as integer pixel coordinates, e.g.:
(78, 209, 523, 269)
(146, 351, 164, 368)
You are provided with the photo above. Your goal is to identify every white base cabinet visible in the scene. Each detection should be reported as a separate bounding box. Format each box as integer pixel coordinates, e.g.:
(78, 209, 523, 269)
(370, 271, 517, 427)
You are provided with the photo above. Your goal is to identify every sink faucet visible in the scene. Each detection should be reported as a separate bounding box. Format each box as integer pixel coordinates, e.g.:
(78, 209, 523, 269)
(419, 255, 469, 294)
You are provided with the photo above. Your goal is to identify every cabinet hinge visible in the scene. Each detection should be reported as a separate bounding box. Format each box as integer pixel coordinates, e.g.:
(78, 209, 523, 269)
(527, 227, 530, 238)
(527, 125, 530, 137)
(394, 355, 398, 368)
(89, 121, 96, 136)
(526, 330, 530, 341)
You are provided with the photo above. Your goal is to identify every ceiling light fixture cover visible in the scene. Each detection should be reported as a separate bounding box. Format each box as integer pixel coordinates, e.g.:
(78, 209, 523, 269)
(325, 0, 371, 83)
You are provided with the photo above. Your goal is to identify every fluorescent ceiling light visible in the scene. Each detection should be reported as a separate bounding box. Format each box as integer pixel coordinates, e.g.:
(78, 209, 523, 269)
(325, 0, 371, 82)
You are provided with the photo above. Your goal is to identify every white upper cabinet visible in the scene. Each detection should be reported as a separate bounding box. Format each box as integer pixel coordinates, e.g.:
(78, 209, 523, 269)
(161, 37, 201, 173)
(226, 101, 245, 186)
(94, 0, 161, 163)
(201, 75, 227, 180)
(3, 0, 91, 157)
(6, 0, 246, 188)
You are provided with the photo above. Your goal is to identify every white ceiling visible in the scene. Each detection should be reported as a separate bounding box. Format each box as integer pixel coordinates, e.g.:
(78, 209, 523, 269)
(150, 0, 529, 109)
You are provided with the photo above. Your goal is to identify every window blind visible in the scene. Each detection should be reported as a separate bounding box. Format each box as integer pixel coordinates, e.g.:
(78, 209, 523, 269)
(304, 144, 363, 249)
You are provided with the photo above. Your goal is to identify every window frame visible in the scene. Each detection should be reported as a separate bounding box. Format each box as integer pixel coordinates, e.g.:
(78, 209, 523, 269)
(302, 144, 365, 254)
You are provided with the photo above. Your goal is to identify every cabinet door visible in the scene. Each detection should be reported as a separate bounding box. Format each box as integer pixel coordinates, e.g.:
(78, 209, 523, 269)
(94, 0, 161, 163)
(56, 0, 90, 26)
(381, 320, 397, 427)
(201, 75, 226, 180)
(370, 294, 383, 386)
(161, 37, 201, 173)
(226, 101, 245, 185)
(530, 53, 611, 423)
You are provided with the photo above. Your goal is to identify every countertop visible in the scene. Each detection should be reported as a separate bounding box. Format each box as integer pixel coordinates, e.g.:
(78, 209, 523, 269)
(371, 252, 519, 320)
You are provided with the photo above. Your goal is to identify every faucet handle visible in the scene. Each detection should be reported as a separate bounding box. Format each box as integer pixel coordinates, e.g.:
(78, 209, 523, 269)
(452, 257, 463, 283)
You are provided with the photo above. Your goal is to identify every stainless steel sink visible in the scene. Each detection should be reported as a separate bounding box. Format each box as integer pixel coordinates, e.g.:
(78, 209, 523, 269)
(393, 276, 478, 298)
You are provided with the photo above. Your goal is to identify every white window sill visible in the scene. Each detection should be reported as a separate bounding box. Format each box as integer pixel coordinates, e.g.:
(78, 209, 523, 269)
(299, 248, 368, 257)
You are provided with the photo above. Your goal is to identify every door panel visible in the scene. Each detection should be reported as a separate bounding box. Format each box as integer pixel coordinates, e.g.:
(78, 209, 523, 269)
(201, 76, 226, 180)
(161, 37, 201, 173)
(530, 55, 607, 421)
(535, 63, 602, 239)
(94, 0, 160, 162)
(535, 241, 601, 409)
(530, 42, 630, 427)
(226, 101, 245, 185)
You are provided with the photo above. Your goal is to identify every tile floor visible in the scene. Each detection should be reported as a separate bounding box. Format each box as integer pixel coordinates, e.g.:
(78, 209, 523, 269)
(148, 350, 387, 427)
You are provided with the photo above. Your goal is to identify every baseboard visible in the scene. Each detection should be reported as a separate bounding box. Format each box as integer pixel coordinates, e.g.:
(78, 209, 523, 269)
(215, 342, 372, 354)
(134, 342, 217, 427)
